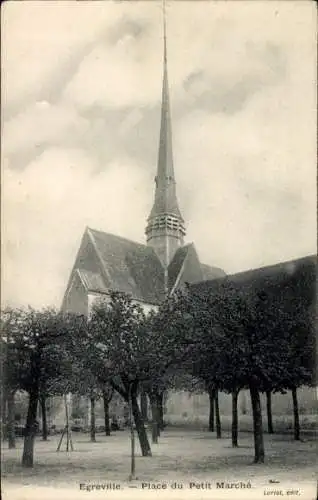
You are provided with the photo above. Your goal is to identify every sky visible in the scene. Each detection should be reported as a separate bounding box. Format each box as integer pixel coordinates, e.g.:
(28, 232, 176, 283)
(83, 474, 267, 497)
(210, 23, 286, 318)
(1, 0, 317, 309)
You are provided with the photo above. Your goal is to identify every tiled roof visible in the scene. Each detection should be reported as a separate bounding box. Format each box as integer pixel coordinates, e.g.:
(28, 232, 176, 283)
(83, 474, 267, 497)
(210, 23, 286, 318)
(201, 263, 227, 281)
(76, 269, 108, 294)
(227, 254, 317, 297)
(64, 227, 227, 306)
(191, 255, 317, 303)
(168, 244, 192, 291)
(168, 245, 226, 293)
(87, 228, 166, 304)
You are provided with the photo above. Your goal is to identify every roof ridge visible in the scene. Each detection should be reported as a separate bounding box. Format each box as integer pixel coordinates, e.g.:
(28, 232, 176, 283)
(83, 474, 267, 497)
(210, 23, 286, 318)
(87, 228, 114, 287)
(227, 254, 317, 280)
(201, 262, 226, 272)
(87, 226, 150, 249)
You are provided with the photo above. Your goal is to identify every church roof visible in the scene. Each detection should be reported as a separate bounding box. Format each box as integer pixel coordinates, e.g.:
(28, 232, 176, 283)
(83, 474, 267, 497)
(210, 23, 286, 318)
(87, 228, 166, 304)
(62, 227, 226, 308)
(167, 244, 226, 293)
(201, 263, 228, 281)
(76, 269, 108, 294)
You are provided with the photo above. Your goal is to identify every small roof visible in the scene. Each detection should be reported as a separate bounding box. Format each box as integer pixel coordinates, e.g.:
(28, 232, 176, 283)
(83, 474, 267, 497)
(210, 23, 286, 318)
(76, 269, 108, 294)
(168, 244, 226, 293)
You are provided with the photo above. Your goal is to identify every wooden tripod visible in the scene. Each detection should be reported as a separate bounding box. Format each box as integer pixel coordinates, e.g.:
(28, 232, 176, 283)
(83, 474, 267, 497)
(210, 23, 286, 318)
(56, 394, 74, 452)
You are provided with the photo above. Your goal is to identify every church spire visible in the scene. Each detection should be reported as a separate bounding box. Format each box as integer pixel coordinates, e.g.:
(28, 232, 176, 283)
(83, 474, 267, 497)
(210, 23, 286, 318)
(145, 0, 186, 269)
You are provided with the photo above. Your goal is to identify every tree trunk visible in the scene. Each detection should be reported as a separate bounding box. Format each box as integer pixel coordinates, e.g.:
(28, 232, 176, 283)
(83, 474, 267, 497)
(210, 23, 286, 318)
(232, 389, 238, 447)
(266, 390, 274, 434)
(149, 394, 159, 444)
(140, 389, 148, 423)
(208, 388, 215, 432)
(22, 388, 39, 467)
(292, 387, 300, 441)
(103, 393, 111, 436)
(241, 390, 247, 415)
(249, 384, 265, 463)
(90, 397, 96, 443)
(40, 395, 48, 441)
(128, 386, 136, 480)
(1, 387, 7, 441)
(131, 392, 152, 457)
(215, 390, 221, 438)
(157, 392, 164, 431)
(7, 390, 16, 449)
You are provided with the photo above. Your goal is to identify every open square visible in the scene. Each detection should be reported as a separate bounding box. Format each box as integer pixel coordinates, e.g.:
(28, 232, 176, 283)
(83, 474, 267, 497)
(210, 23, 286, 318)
(2, 428, 317, 500)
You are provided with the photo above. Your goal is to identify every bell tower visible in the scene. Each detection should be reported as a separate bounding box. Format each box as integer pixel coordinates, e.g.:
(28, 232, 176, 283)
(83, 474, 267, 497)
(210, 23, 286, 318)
(145, 1, 186, 270)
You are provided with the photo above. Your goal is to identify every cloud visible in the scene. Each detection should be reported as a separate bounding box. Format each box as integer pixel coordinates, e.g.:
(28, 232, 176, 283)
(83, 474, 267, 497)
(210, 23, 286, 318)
(174, 74, 316, 272)
(3, 101, 89, 167)
(2, 147, 152, 308)
(2, 0, 146, 114)
(106, 16, 150, 45)
(182, 43, 287, 115)
(62, 35, 162, 110)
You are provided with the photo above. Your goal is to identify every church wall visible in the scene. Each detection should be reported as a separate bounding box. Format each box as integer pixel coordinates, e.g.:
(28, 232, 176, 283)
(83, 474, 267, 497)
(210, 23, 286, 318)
(63, 273, 88, 316)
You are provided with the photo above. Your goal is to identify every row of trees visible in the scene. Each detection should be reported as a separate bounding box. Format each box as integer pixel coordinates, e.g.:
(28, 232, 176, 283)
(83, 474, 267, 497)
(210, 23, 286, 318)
(1, 264, 315, 468)
(174, 272, 315, 461)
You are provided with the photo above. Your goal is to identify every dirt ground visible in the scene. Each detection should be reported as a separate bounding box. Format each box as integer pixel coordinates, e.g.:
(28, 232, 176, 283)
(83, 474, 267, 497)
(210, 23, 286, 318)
(2, 428, 317, 500)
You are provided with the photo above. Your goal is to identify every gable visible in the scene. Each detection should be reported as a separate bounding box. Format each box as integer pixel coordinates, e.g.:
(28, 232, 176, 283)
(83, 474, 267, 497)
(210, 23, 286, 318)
(174, 244, 205, 291)
(169, 244, 205, 294)
(61, 230, 108, 311)
(63, 270, 88, 315)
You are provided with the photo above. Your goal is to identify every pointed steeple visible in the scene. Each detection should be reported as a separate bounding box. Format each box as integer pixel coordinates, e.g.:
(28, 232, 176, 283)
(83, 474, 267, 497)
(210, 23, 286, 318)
(145, 1, 186, 269)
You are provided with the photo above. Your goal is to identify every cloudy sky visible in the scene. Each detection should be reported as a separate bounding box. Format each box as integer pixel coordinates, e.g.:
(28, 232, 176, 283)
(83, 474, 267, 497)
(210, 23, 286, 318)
(2, 0, 316, 309)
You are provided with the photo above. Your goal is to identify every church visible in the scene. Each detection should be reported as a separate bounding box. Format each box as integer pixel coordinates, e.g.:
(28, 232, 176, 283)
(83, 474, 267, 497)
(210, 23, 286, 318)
(61, 15, 225, 318)
(61, 13, 316, 425)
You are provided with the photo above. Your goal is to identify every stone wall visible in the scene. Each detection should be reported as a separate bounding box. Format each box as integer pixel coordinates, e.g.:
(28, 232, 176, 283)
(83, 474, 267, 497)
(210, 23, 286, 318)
(165, 386, 318, 424)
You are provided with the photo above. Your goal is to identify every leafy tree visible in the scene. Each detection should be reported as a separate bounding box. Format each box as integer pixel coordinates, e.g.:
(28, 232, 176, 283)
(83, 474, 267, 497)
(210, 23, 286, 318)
(84, 291, 194, 456)
(252, 260, 316, 440)
(1, 307, 31, 449)
(173, 282, 269, 462)
(72, 293, 153, 456)
(4, 307, 80, 467)
(142, 299, 205, 444)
